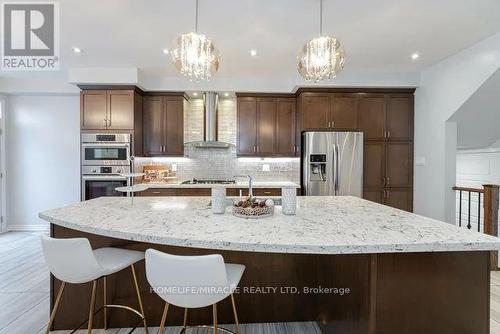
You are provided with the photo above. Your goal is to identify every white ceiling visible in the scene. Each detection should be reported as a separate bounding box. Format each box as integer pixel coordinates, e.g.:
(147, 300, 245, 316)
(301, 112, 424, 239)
(1, 0, 500, 92)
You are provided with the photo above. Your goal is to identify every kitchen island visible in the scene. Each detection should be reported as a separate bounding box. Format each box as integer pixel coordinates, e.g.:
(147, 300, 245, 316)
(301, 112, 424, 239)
(40, 196, 500, 334)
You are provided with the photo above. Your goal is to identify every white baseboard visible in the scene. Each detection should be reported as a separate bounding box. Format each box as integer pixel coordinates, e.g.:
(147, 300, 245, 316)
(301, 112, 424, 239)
(8, 224, 49, 232)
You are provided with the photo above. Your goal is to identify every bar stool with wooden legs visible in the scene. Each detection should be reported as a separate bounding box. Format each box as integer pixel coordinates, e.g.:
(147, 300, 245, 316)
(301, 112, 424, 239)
(145, 249, 245, 334)
(41, 235, 149, 333)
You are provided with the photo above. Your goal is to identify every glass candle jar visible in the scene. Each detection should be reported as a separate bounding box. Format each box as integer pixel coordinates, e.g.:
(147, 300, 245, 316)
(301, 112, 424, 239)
(282, 187, 297, 215)
(211, 186, 226, 214)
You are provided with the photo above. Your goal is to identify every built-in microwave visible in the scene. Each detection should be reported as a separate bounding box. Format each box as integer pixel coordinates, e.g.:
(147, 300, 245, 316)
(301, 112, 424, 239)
(81, 133, 130, 166)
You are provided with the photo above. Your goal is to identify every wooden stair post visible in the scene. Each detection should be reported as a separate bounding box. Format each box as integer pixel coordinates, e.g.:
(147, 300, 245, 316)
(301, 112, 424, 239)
(483, 184, 500, 270)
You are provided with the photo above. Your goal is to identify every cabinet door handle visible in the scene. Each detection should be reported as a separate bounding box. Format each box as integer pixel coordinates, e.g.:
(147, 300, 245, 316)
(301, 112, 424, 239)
(387, 131, 391, 138)
(331, 121, 335, 129)
(107, 119, 111, 127)
(382, 177, 386, 186)
(385, 190, 390, 200)
(386, 177, 390, 186)
(103, 119, 107, 127)
(328, 121, 331, 128)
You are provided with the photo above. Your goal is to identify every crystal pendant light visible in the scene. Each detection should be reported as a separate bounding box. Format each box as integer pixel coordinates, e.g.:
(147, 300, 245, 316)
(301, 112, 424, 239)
(171, 0, 220, 81)
(298, 0, 345, 82)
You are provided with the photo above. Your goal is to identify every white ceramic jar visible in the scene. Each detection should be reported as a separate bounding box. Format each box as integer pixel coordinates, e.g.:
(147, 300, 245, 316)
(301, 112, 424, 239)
(211, 186, 227, 214)
(282, 187, 297, 215)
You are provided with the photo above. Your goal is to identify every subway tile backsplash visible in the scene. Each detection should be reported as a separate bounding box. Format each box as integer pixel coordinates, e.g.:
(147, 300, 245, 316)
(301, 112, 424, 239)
(135, 146, 300, 182)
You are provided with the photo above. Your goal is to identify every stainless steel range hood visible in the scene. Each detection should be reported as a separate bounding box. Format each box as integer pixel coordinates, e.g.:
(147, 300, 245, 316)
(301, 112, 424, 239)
(188, 92, 233, 149)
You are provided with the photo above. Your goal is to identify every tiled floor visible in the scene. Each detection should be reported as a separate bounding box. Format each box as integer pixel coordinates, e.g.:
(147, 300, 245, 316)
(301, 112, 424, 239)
(1, 232, 499, 333)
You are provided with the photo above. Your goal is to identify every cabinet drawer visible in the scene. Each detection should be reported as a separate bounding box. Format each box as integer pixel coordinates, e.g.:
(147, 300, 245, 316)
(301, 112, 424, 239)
(140, 188, 178, 196)
(227, 188, 282, 197)
(177, 188, 211, 196)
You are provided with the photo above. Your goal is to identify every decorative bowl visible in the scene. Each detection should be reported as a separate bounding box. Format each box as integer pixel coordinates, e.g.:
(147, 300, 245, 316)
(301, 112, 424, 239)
(232, 198, 274, 219)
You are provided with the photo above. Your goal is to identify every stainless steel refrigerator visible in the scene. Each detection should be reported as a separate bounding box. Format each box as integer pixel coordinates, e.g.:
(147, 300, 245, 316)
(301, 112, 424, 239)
(302, 131, 363, 196)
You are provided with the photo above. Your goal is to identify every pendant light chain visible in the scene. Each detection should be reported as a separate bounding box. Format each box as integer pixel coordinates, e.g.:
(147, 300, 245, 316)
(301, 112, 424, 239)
(171, 0, 220, 81)
(297, 0, 346, 82)
(195, 0, 199, 33)
(319, 0, 323, 36)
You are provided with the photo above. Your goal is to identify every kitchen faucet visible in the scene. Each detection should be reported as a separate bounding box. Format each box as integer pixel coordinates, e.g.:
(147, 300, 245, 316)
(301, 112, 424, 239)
(234, 175, 253, 197)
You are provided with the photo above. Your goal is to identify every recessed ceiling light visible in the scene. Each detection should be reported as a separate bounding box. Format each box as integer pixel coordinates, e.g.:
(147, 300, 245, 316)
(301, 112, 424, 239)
(411, 53, 419, 60)
(72, 47, 82, 54)
(250, 49, 257, 56)
(193, 92, 198, 96)
(224, 92, 229, 97)
(162, 48, 169, 54)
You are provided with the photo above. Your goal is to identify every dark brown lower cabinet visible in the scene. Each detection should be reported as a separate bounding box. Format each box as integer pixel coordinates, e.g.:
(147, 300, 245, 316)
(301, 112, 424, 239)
(363, 188, 413, 212)
(138, 187, 286, 197)
(227, 188, 282, 197)
(138, 188, 178, 196)
(178, 188, 211, 196)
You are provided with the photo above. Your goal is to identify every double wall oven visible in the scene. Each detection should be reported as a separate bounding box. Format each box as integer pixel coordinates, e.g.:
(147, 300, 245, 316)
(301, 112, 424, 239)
(81, 133, 131, 200)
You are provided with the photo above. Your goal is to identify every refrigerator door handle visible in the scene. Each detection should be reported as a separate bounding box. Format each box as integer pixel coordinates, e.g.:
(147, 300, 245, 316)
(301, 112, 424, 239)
(335, 143, 340, 193)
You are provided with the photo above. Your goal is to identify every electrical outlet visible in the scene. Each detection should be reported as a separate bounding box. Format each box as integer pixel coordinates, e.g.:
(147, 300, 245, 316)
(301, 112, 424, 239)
(262, 164, 270, 172)
(171, 163, 177, 171)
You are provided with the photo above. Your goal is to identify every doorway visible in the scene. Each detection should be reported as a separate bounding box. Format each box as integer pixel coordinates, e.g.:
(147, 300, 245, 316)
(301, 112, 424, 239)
(0, 96, 5, 233)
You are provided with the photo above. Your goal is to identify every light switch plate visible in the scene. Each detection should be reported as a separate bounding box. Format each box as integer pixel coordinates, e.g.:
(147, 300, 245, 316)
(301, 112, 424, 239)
(415, 157, 426, 166)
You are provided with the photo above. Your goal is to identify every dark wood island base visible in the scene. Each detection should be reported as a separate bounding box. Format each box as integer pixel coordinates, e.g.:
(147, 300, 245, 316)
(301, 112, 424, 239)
(49, 225, 490, 334)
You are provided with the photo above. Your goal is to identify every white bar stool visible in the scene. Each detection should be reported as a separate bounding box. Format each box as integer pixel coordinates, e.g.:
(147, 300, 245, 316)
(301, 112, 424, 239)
(145, 249, 245, 334)
(41, 235, 148, 334)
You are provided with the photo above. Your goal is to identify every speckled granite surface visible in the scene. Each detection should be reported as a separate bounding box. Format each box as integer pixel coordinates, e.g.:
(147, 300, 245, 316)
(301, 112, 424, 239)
(39, 196, 500, 255)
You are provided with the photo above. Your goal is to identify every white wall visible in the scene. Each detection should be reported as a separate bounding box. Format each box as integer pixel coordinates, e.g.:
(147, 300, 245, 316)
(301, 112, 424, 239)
(414, 32, 500, 223)
(6, 94, 80, 230)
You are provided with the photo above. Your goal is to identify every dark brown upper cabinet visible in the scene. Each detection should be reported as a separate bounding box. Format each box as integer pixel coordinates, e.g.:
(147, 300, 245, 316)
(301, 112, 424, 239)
(386, 95, 414, 141)
(81, 90, 135, 130)
(358, 94, 414, 141)
(81, 90, 107, 130)
(276, 98, 297, 156)
(256, 98, 277, 156)
(358, 95, 386, 140)
(143, 95, 184, 157)
(237, 97, 258, 155)
(300, 93, 330, 130)
(143, 96, 164, 156)
(299, 92, 359, 132)
(237, 96, 296, 157)
(331, 94, 358, 130)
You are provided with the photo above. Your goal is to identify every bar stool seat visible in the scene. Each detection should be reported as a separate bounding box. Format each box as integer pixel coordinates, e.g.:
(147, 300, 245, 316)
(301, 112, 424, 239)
(94, 247, 145, 277)
(41, 235, 148, 334)
(146, 249, 245, 334)
(225, 263, 245, 291)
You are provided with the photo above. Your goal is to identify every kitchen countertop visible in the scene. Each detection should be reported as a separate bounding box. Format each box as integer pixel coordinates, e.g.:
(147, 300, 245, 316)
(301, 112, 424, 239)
(39, 196, 500, 255)
(140, 181, 301, 189)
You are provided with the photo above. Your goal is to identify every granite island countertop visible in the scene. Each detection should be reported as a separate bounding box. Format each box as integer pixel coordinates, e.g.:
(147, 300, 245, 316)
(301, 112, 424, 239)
(39, 196, 500, 255)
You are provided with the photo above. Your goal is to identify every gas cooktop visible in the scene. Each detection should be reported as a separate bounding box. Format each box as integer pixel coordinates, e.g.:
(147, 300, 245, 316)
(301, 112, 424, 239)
(181, 179, 236, 185)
